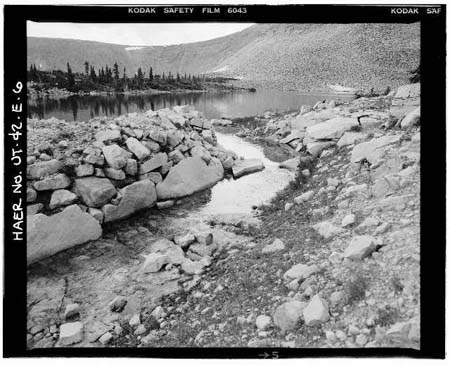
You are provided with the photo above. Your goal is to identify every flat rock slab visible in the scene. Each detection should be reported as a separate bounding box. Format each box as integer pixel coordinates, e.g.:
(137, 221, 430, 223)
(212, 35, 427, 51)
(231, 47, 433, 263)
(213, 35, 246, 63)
(102, 180, 157, 223)
(156, 156, 224, 200)
(27, 204, 102, 265)
(306, 117, 357, 141)
(33, 173, 70, 191)
(351, 135, 401, 164)
(232, 159, 265, 178)
(27, 159, 63, 179)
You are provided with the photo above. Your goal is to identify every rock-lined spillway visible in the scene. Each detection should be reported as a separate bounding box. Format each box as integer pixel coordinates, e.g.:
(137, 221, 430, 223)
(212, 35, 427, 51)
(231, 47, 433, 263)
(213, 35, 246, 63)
(26, 106, 242, 265)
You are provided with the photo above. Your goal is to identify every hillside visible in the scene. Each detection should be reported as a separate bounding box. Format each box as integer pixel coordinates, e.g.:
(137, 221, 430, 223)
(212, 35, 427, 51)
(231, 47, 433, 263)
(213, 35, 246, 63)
(27, 23, 420, 91)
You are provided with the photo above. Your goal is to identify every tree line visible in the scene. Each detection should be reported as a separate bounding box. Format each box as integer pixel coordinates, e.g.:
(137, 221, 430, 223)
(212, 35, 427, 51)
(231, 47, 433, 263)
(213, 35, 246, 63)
(28, 61, 215, 92)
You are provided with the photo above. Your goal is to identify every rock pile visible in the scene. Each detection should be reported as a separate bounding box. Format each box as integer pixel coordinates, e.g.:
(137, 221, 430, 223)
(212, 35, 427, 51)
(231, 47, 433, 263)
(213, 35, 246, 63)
(26, 106, 239, 264)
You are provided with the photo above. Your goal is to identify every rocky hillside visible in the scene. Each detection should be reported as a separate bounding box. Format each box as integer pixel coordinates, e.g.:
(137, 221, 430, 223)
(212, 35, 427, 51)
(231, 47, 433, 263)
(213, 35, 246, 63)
(28, 23, 420, 91)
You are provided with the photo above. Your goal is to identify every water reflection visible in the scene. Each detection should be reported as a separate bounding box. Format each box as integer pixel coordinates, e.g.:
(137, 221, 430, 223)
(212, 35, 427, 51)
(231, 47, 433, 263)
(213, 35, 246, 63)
(27, 90, 353, 122)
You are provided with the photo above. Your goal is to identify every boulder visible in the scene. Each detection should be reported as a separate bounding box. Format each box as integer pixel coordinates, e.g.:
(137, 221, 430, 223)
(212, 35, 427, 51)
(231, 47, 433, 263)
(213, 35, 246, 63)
(102, 180, 157, 223)
(75, 164, 94, 177)
(27, 159, 63, 179)
(104, 167, 126, 180)
(49, 189, 78, 209)
(102, 144, 129, 169)
(139, 252, 170, 273)
(344, 235, 379, 260)
(27, 203, 43, 216)
(27, 205, 102, 264)
(306, 117, 357, 141)
(156, 157, 224, 200)
(337, 132, 367, 148)
(232, 159, 264, 178)
(190, 145, 211, 164)
(400, 106, 420, 129)
(74, 177, 117, 208)
(33, 173, 71, 191)
(148, 130, 167, 145)
(303, 295, 330, 326)
(58, 322, 84, 346)
(95, 130, 121, 144)
(351, 135, 401, 164)
(394, 83, 420, 98)
(148, 238, 186, 265)
(27, 187, 37, 203)
(126, 137, 150, 160)
(283, 263, 317, 282)
(139, 153, 168, 174)
(125, 159, 138, 176)
(273, 301, 307, 333)
(83, 147, 105, 166)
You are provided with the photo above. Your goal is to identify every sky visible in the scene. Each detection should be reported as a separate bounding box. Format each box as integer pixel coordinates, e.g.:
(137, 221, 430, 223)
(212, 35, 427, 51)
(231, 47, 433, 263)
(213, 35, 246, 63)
(27, 22, 254, 46)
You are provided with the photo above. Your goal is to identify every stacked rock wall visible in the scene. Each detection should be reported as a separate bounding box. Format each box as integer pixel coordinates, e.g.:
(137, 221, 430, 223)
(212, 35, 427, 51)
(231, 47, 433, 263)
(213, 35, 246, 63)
(26, 106, 238, 264)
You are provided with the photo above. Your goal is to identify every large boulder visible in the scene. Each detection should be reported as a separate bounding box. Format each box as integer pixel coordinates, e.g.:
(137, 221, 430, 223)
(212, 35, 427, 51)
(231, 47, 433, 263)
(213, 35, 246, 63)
(102, 144, 130, 169)
(74, 177, 117, 208)
(351, 135, 401, 164)
(306, 117, 357, 141)
(95, 130, 121, 144)
(156, 157, 224, 200)
(139, 153, 168, 174)
(27, 205, 102, 265)
(400, 106, 420, 129)
(102, 180, 157, 222)
(33, 173, 71, 191)
(394, 83, 420, 98)
(126, 137, 150, 160)
(232, 159, 265, 178)
(27, 159, 63, 179)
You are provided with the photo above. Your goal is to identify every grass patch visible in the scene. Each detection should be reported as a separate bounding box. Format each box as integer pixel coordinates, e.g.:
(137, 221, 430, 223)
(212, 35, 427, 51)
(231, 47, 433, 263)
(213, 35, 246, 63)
(345, 271, 369, 304)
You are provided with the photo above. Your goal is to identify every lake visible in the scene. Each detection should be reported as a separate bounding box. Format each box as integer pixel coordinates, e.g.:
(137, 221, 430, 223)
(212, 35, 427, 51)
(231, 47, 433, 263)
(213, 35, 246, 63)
(27, 90, 353, 122)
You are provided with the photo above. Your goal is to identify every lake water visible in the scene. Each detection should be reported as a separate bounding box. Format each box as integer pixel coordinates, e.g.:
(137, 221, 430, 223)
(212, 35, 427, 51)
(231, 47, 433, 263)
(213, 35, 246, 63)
(27, 90, 352, 121)
(197, 132, 295, 216)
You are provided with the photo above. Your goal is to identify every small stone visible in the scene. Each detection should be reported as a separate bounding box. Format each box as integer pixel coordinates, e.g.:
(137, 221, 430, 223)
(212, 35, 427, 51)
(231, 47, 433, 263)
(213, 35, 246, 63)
(330, 291, 345, 305)
(129, 314, 141, 327)
(262, 238, 285, 253)
(255, 315, 271, 331)
(151, 306, 165, 320)
(294, 190, 315, 204)
(140, 252, 170, 273)
(285, 202, 294, 212)
(75, 164, 94, 177)
(125, 159, 138, 176)
(27, 203, 43, 216)
(134, 324, 147, 335)
(355, 334, 368, 346)
(336, 330, 347, 341)
(109, 296, 127, 312)
(325, 331, 337, 343)
(348, 324, 360, 335)
(174, 233, 196, 249)
(157, 200, 175, 209)
(88, 207, 104, 223)
(273, 301, 307, 333)
(58, 322, 84, 346)
(27, 187, 37, 203)
(341, 214, 356, 227)
(302, 294, 330, 326)
(283, 263, 318, 282)
(104, 167, 126, 180)
(99, 332, 113, 345)
(302, 169, 311, 177)
(64, 303, 80, 320)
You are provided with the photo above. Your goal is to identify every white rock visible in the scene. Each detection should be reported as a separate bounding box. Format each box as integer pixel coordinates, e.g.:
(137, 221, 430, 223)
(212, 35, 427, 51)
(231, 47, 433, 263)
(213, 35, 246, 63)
(341, 214, 356, 227)
(294, 190, 315, 204)
(285, 202, 294, 211)
(255, 315, 271, 330)
(129, 314, 141, 327)
(273, 301, 307, 333)
(344, 235, 379, 260)
(58, 322, 84, 346)
(283, 263, 318, 282)
(99, 332, 113, 345)
(262, 238, 285, 253)
(313, 221, 344, 240)
(302, 294, 330, 326)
